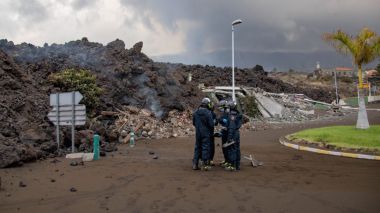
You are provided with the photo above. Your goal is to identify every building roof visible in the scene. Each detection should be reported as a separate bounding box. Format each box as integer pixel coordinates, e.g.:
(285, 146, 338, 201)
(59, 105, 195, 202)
(335, 67, 353, 71)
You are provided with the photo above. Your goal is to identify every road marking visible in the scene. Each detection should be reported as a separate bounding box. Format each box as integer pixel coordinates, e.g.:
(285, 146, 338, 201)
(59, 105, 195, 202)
(279, 138, 380, 161)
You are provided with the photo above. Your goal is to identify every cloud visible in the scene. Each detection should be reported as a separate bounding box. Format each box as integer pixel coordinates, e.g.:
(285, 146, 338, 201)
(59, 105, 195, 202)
(0, 0, 187, 56)
(0, 0, 379, 69)
(71, 0, 98, 10)
(121, 0, 380, 53)
(14, 0, 49, 22)
(121, 0, 380, 69)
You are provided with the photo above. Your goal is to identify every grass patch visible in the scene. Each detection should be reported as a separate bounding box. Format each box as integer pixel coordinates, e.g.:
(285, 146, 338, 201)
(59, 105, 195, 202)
(314, 103, 330, 110)
(289, 125, 380, 150)
(343, 96, 368, 107)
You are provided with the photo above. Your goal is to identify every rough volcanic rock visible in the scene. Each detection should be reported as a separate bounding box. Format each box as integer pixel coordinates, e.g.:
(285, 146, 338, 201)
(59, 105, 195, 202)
(0, 50, 54, 167)
(106, 38, 125, 53)
(0, 144, 21, 168)
(131, 41, 143, 54)
(39, 142, 57, 153)
(0, 38, 335, 114)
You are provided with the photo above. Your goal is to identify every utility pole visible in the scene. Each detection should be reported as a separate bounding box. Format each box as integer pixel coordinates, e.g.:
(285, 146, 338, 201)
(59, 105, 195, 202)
(334, 70, 339, 104)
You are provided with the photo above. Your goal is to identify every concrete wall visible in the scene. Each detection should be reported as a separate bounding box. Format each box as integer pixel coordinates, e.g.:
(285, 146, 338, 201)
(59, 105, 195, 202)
(255, 93, 285, 118)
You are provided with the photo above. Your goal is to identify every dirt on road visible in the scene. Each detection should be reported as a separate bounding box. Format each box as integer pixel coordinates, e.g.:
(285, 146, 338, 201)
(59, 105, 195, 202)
(1, 110, 380, 213)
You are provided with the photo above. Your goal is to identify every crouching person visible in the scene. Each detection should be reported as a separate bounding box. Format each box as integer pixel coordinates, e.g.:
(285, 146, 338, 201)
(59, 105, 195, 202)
(192, 98, 215, 171)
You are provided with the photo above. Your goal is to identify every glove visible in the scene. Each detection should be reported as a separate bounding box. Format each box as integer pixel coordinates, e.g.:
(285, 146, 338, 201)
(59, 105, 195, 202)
(222, 140, 235, 148)
(220, 127, 227, 131)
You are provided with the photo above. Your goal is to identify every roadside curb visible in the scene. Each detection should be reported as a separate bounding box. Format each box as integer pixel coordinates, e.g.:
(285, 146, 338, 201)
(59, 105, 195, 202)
(279, 137, 380, 161)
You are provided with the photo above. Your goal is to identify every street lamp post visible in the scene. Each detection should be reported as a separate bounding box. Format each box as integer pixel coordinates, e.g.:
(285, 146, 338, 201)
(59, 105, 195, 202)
(232, 19, 242, 103)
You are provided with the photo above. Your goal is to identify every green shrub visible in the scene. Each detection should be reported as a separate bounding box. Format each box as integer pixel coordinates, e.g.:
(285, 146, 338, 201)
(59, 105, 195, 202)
(49, 68, 103, 111)
(242, 96, 260, 118)
(320, 75, 332, 82)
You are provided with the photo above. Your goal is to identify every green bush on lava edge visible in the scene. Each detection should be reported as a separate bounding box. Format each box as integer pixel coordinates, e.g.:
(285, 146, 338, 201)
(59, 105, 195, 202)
(48, 68, 103, 111)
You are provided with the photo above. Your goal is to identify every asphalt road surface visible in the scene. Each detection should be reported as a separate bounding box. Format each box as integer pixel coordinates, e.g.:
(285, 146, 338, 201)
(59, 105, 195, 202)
(1, 110, 379, 213)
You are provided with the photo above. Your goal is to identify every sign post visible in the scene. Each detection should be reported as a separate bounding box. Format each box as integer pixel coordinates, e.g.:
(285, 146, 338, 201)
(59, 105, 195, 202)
(71, 92, 75, 153)
(48, 91, 86, 153)
(56, 94, 60, 149)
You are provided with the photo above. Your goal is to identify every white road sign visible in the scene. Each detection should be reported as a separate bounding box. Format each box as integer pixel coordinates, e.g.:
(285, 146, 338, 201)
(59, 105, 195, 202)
(48, 105, 86, 114)
(49, 91, 86, 152)
(50, 91, 83, 106)
(48, 104, 86, 126)
(51, 120, 86, 126)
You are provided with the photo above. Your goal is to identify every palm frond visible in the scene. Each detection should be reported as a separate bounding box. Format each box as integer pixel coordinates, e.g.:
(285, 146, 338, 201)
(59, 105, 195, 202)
(323, 27, 380, 66)
(357, 28, 380, 64)
(373, 37, 380, 56)
(357, 27, 376, 44)
(322, 30, 355, 56)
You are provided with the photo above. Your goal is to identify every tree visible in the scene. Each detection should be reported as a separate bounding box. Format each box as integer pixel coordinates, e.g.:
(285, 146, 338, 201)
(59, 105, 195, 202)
(323, 27, 380, 129)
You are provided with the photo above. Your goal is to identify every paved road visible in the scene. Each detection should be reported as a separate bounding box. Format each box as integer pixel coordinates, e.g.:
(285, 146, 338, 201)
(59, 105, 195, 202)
(0, 110, 379, 213)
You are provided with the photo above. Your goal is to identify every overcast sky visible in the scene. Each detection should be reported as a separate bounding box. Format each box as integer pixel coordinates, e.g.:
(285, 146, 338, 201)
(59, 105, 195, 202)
(0, 0, 379, 70)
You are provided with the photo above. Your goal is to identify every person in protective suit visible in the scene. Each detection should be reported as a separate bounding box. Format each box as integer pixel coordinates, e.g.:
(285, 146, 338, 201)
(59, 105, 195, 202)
(217, 100, 230, 167)
(224, 101, 242, 171)
(209, 104, 218, 166)
(192, 98, 215, 171)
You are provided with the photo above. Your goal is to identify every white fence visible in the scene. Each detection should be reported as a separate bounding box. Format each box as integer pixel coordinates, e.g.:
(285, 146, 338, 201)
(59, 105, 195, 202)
(368, 95, 380, 102)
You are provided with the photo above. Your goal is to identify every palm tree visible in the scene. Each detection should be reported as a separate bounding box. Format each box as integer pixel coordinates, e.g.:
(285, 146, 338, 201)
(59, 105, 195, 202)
(323, 27, 380, 129)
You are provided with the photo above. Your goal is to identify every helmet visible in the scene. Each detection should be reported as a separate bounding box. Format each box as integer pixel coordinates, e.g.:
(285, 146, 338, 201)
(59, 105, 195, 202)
(201, 97, 213, 110)
(218, 100, 228, 108)
(201, 97, 211, 104)
(228, 101, 237, 109)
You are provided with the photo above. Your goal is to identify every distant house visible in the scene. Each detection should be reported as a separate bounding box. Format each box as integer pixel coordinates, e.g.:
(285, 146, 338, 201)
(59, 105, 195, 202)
(322, 67, 355, 77)
(367, 70, 380, 95)
(367, 70, 380, 90)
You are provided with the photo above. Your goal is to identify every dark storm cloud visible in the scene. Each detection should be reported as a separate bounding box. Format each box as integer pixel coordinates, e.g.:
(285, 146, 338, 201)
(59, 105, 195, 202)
(120, 0, 380, 70)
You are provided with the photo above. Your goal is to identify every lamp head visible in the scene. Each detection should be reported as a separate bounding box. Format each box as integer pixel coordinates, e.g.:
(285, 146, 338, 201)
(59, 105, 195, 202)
(232, 19, 242, 26)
